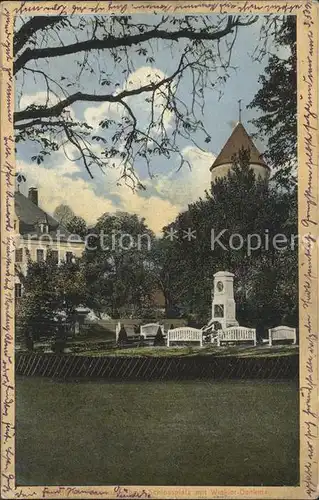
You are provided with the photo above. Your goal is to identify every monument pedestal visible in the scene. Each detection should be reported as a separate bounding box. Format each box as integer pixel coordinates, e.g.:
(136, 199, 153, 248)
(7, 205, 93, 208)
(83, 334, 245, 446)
(211, 271, 238, 330)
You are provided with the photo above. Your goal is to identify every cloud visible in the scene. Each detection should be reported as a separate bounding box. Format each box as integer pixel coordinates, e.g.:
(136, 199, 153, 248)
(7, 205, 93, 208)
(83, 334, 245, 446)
(17, 157, 180, 235)
(18, 92, 59, 111)
(17, 159, 115, 224)
(179, 146, 215, 201)
(149, 146, 215, 207)
(54, 159, 82, 177)
(16, 141, 214, 234)
(112, 186, 180, 234)
(84, 66, 173, 132)
(84, 101, 125, 129)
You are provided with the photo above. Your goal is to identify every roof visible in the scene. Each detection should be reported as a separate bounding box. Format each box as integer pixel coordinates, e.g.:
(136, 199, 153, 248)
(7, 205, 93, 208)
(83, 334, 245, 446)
(210, 122, 269, 170)
(15, 191, 58, 228)
(15, 191, 77, 241)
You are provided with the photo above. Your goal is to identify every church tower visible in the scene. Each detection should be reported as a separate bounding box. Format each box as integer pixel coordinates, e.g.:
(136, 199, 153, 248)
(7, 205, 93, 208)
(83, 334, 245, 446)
(210, 121, 270, 185)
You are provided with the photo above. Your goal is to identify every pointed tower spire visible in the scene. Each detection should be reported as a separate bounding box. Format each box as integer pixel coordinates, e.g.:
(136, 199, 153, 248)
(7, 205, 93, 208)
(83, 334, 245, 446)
(209, 121, 271, 184)
(210, 122, 268, 170)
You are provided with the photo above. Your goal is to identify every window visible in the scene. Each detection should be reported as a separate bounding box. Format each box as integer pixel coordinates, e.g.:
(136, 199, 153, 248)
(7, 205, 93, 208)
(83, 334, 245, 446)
(65, 251, 73, 263)
(51, 250, 59, 263)
(39, 223, 49, 233)
(15, 283, 22, 299)
(15, 248, 23, 263)
(37, 249, 44, 262)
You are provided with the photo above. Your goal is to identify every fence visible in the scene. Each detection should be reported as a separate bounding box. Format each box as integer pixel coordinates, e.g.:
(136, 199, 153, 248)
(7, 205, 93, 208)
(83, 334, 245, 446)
(16, 352, 298, 380)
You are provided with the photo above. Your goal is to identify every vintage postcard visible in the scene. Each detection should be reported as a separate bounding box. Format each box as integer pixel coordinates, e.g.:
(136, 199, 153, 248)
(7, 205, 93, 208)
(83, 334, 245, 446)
(1, 0, 318, 498)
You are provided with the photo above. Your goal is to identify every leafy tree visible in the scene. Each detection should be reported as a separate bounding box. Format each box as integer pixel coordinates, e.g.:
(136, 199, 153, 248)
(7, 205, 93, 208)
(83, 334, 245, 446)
(157, 149, 298, 328)
(153, 326, 165, 346)
(82, 212, 156, 317)
(16, 261, 56, 348)
(248, 16, 297, 187)
(53, 205, 87, 237)
(149, 237, 180, 316)
(53, 204, 75, 225)
(65, 215, 87, 238)
(13, 14, 264, 185)
(16, 250, 88, 350)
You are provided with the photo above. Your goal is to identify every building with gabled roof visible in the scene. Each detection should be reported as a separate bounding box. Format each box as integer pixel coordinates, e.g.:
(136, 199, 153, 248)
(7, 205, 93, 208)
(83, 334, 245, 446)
(210, 121, 270, 184)
(14, 187, 85, 300)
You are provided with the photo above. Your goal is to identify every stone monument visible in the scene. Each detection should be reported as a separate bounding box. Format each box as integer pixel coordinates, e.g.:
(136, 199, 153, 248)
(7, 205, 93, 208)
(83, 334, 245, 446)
(211, 271, 238, 330)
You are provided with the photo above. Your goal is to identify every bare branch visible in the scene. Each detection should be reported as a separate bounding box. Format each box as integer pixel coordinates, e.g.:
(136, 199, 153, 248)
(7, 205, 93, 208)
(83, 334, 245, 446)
(14, 16, 256, 74)
(14, 14, 260, 187)
(15, 55, 190, 123)
(14, 16, 64, 55)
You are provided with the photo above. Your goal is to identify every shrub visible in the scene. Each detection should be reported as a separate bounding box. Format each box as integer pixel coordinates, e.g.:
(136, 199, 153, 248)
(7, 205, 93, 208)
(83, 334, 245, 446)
(117, 325, 128, 345)
(153, 326, 165, 346)
(51, 323, 68, 353)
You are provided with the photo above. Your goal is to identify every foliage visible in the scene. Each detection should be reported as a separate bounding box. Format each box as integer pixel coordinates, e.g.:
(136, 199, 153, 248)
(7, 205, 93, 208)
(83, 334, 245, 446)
(65, 215, 87, 238)
(154, 149, 297, 329)
(248, 16, 297, 188)
(16, 250, 88, 349)
(82, 212, 156, 317)
(53, 204, 87, 238)
(13, 14, 269, 185)
(117, 325, 128, 345)
(153, 326, 165, 346)
(148, 237, 180, 316)
(53, 204, 75, 225)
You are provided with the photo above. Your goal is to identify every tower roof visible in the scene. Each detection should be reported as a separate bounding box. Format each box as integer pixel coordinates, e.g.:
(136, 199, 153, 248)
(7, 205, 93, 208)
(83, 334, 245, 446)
(210, 122, 269, 171)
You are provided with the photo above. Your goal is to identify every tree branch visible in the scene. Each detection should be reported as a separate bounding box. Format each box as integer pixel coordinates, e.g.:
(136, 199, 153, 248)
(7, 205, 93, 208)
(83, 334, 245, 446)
(15, 119, 76, 130)
(14, 16, 63, 55)
(14, 56, 190, 123)
(14, 16, 256, 75)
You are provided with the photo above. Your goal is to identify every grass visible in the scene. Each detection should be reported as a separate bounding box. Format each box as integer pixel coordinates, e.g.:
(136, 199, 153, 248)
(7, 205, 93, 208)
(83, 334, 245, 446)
(79, 344, 299, 358)
(16, 377, 299, 486)
(76, 323, 115, 340)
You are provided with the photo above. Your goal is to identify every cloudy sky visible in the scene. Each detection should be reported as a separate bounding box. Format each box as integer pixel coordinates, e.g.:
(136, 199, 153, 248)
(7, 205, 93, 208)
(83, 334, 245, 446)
(15, 14, 287, 234)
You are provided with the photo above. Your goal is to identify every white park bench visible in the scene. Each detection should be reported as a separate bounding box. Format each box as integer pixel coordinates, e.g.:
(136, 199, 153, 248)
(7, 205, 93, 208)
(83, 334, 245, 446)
(140, 323, 164, 338)
(167, 327, 203, 347)
(216, 326, 256, 346)
(115, 322, 121, 342)
(268, 326, 297, 346)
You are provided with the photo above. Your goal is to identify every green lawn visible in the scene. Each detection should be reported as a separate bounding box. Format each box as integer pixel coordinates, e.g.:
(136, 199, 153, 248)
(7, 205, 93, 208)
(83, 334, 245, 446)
(80, 344, 299, 357)
(16, 377, 299, 487)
